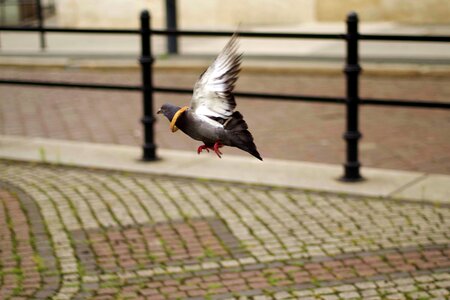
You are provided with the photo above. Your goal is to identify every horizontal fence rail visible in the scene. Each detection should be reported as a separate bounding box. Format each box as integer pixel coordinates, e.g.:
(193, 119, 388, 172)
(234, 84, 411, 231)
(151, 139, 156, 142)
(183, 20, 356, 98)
(0, 26, 140, 34)
(1, 79, 449, 109)
(0, 79, 141, 91)
(2, 26, 450, 42)
(0, 26, 344, 39)
(152, 29, 345, 40)
(359, 34, 450, 42)
(155, 87, 346, 104)
(1, 10, 450, 180)
(361, 98, 450, 109)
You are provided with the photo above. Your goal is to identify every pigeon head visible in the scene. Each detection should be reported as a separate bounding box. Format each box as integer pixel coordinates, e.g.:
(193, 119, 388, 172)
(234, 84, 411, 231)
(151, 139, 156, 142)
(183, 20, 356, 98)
(157, 103, 181, 121)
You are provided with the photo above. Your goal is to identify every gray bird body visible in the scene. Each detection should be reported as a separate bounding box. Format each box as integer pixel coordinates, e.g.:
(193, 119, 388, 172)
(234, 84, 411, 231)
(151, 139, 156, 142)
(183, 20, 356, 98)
(179, 110, 224, 145)
(158, 35, 262, 160)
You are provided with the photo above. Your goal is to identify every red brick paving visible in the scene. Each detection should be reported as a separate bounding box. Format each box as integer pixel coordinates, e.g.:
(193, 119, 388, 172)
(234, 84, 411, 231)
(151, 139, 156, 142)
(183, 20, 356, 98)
(0, 66, 449, 174)
(81, 245, 450, 299)
(72, 219, 450, 298)
(0, 189, 41, 299)
(82, 219, 233, 273)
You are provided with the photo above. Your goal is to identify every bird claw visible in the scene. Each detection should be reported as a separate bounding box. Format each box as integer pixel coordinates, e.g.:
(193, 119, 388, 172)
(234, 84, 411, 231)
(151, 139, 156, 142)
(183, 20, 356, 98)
(197, 145, 210, 154)
(213, 141, 223, 158)
(197, 141, 223, 158)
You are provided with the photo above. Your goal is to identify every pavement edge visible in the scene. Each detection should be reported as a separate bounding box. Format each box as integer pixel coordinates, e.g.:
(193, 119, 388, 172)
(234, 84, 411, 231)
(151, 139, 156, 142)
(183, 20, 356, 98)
(0, 135, 449, 204)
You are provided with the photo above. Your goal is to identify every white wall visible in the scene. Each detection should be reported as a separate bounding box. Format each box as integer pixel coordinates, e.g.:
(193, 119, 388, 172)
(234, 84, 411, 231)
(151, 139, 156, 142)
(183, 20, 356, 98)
(316, 0, 450, 23)
(178, 0, 315, 28)
(381, 0, 450, 24)
(54, 0, 450, 28)
(54, 0, 315, 28)
(55, 0, 165, 28)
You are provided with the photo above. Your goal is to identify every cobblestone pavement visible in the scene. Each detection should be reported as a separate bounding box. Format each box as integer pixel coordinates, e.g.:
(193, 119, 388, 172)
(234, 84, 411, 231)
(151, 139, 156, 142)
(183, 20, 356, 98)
(0, 160, 449, 299)
(0, 67, 450, 174)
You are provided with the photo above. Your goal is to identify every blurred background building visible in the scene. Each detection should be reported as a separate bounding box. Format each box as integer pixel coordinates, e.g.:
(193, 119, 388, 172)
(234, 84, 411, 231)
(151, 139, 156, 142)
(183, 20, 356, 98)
(1, 0, 449, 28)
(0, 0, 54, 25)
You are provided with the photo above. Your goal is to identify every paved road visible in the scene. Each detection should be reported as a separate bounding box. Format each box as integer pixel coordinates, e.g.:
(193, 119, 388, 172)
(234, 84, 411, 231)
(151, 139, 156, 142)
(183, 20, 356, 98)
(0, 66, 449, 174)
(0, 160, 449, 299)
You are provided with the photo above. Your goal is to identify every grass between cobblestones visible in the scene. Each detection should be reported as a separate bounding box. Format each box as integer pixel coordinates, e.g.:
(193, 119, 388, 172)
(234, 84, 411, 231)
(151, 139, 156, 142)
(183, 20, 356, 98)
(0, 160, 449, 300)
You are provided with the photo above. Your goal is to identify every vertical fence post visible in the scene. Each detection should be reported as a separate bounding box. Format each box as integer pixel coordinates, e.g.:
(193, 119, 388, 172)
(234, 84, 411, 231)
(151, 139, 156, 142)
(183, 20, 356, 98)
(36, 0, 46, 50)
(166, 0, 178, 54)
(140, 10, 157, 161)
(341, 11, 363, 181)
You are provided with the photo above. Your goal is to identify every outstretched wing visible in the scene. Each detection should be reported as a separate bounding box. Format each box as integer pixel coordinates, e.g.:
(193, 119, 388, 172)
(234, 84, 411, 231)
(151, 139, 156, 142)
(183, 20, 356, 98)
(190, 34, 242, 125)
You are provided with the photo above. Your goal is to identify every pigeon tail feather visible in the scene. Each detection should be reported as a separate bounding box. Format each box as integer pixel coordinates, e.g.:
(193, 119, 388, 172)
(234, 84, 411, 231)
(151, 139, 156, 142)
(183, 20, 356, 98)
(225, 112, 262, 161)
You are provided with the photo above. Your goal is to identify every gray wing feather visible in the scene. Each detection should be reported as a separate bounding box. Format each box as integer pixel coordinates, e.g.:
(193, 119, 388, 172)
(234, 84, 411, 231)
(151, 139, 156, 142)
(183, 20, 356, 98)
(190, 34, 242, 123)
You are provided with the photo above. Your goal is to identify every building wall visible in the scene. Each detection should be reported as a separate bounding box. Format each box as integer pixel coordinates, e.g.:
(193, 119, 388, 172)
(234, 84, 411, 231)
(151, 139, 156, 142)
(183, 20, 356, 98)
(316, 0, 450, 23)
(317, 0, 383, 22)
(55, 0, 165, 28)
(178, 0, 315, 28)
(55, 0, 314, 28)
(383, 0, 450, 24)
(54, 0, 450, 28)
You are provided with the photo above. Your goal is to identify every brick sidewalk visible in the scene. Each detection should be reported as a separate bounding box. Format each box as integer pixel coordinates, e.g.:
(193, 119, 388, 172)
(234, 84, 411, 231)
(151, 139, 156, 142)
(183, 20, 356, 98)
(0, 160, 449, 299)
(0, 67, 450, 174)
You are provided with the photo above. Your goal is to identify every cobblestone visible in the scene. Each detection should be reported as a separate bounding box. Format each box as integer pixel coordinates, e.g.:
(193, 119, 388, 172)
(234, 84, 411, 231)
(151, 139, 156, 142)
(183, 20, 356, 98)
(0, 160, 449, 299)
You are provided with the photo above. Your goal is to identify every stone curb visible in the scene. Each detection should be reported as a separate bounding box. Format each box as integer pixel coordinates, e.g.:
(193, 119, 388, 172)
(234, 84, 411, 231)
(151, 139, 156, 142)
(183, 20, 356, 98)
(1, 135, 449, 204)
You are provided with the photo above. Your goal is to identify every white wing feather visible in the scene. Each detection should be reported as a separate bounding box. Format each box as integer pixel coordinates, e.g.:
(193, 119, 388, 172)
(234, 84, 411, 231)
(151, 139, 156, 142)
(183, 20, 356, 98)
(190, 34, 242, 124)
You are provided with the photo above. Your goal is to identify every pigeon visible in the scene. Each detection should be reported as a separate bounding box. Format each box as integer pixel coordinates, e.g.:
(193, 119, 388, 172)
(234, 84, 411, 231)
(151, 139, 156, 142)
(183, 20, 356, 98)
(157, 34, 262, 161)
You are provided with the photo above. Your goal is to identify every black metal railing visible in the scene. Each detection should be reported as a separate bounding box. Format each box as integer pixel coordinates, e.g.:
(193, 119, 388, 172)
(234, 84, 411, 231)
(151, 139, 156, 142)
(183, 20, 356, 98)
(0, 10, 449, 181)
(140, 11, 157, 160)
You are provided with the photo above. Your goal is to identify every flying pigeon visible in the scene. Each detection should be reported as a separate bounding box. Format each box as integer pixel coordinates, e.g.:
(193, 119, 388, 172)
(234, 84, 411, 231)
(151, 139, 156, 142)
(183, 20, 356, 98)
(157, 34, 262, 160)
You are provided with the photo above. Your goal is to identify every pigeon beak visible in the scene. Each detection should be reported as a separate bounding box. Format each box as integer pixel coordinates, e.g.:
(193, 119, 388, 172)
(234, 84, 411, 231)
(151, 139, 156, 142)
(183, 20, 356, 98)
(157, 109, 162, 114)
